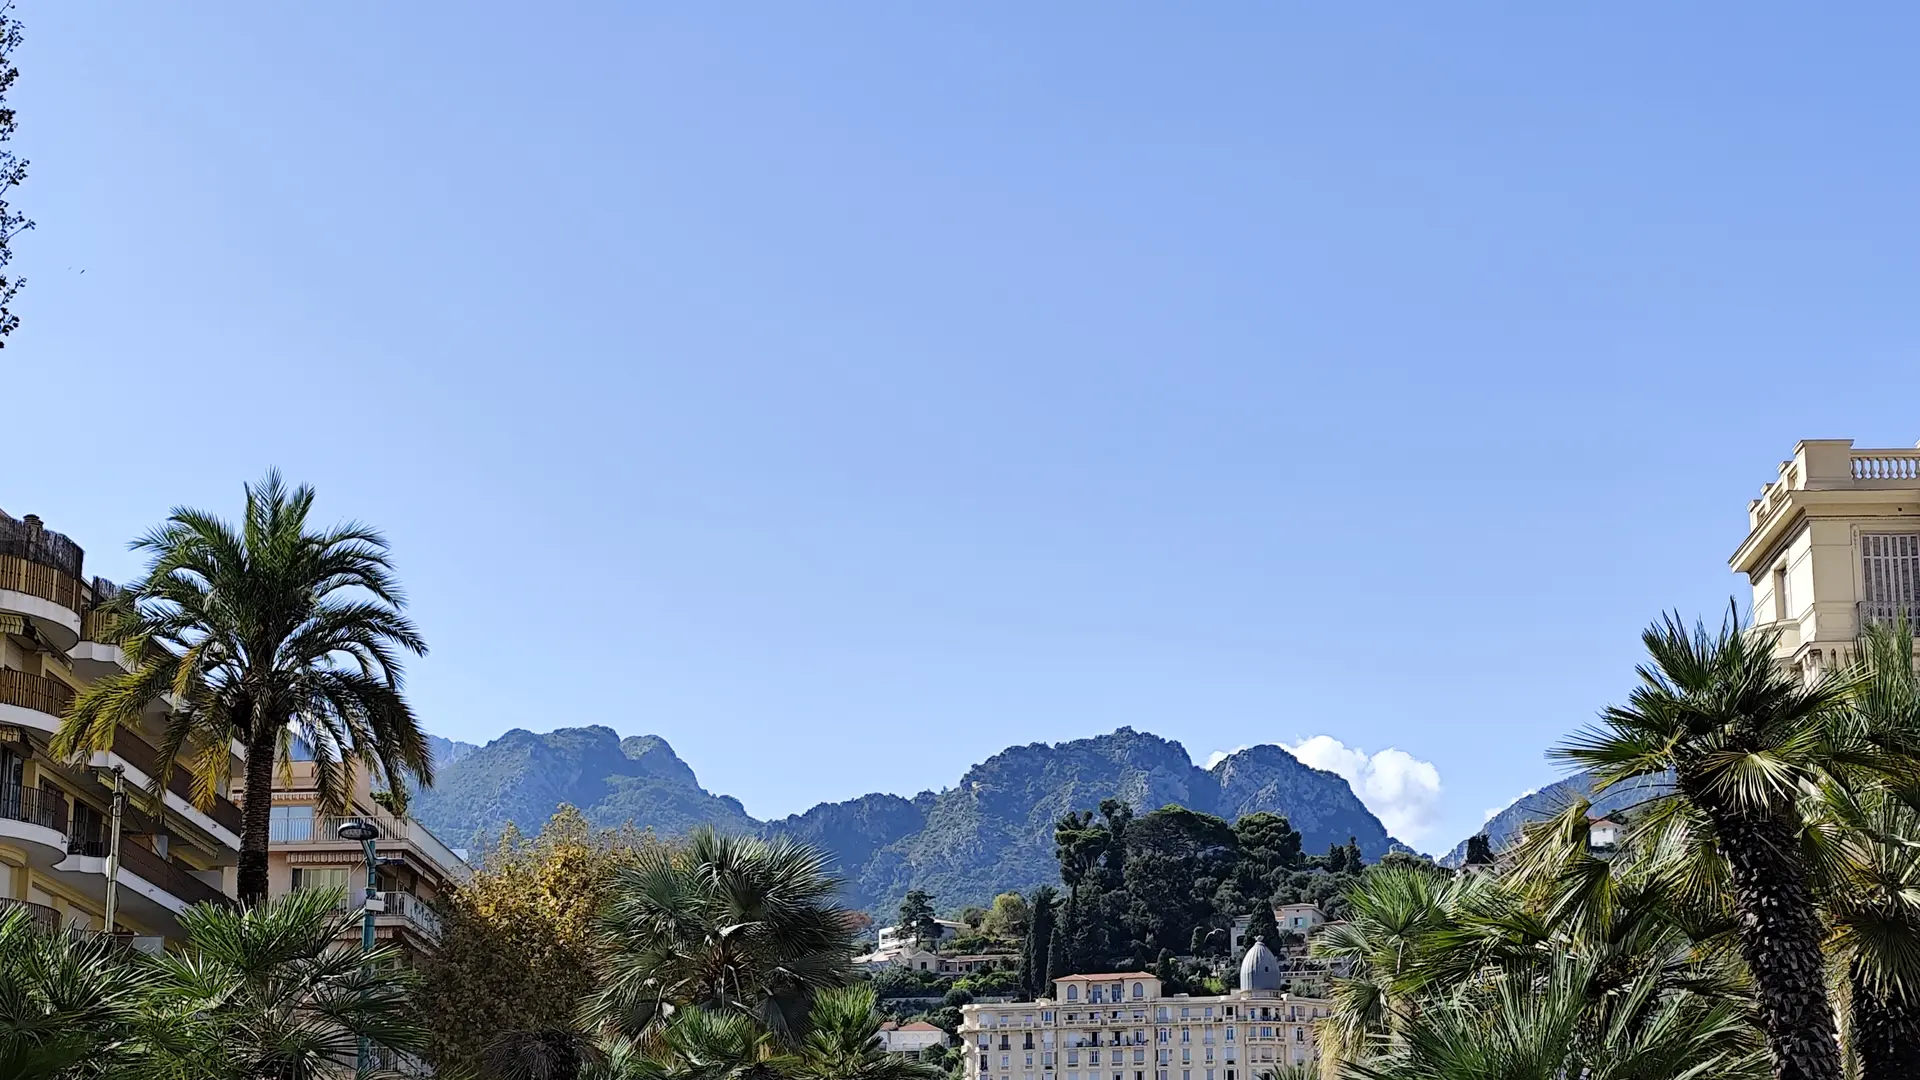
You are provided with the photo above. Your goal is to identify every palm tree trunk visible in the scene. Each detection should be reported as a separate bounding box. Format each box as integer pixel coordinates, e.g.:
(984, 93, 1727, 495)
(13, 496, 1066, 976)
(237, 735, 276, 905)
(1852, 966, 1920, 1080)
(1700, 797, 1841, 1080)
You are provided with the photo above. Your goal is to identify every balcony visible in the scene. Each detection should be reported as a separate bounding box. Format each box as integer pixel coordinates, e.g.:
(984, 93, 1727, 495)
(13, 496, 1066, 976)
(0, 896, 62, 933)
(0, 513, 86, 648)
(329, 888, 443, 942)
(273, 811, 469, 882)
(1859, 600, 1920, 630)
(0, 783, 71, 849)
(0, 667, 75, 721)
(105, 726, 244, 836)
(106, 835, 233, 910)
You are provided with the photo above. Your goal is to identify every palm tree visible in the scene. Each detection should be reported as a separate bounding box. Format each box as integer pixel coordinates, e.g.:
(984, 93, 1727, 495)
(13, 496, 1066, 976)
(54, 472, 431, 903)
(141, 886, 428, 1078)
(588, 828, 857, 1045)
(609, 1010, 792, 1080)
(788, 985, 944, 1080)
(1310, 866, 1458, 1063)
(1556, 611, 1867, 1080)
(1345, 954, 1767, 1080)
(0, 904, 147, 1079)
(1800, 622, 1920, 1079)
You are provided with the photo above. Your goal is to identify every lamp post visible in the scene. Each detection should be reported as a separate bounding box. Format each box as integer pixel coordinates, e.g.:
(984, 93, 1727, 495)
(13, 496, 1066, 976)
(335, 818, 381, 1074)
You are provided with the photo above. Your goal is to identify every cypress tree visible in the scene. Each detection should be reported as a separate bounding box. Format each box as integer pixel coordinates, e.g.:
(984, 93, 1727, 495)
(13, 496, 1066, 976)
(1023, 886, 1058, 998)
(1048, 891, 1075, 983)
(1243, 903, 1281, 950)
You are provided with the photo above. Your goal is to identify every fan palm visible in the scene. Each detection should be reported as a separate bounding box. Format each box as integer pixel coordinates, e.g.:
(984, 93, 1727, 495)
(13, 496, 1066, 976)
(0, 903, 147, 1079)
(1800, 622, 1920, 1079)
(1555, 610, 1869, 1080)
(788, 985, 944, 1080)
(607, 1009, 792, 1080)
(141, 885, 427, 1079)
(54, 472, 430, 902)
(588, 828, 857, 1045)
(1345, 954, 1767, 1080)
(1310, 866, 1460, 1064)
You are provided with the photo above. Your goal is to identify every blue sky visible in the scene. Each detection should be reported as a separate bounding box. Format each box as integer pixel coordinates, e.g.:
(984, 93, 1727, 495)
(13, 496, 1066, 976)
(9, 4, 1920, 852)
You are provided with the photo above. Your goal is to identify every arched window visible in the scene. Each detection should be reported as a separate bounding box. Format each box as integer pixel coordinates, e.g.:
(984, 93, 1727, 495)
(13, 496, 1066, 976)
(1067, 984, 1080, 1001)
(1133, 982, 1145, 1000)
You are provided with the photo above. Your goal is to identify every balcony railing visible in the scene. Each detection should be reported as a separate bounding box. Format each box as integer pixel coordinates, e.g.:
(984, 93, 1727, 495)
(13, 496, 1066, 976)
(0, 668, 75, 717)
(0, 513, 84, 580)
(378, 889, 443, 940)
(107, 727, 244, 835)
(273, 811, 469, 880)
(0, 896, 62, 933)
(0, 514, 86, 615)
(330, 888, 443, 941)
(1853, 451, 1920, 481)
(1858, 601, 1920, 629)
(0, 783, 69, 834)
(112, 836, 233, 909)
(79, 582, 123, 645)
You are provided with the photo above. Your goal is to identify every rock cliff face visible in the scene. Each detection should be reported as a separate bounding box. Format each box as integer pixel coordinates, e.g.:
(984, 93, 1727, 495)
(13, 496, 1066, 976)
(413, 725, 1402, 912)
(1439, 770, 1673, 867)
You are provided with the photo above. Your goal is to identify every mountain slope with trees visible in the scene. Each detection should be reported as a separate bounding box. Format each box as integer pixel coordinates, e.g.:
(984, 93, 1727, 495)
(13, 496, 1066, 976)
(411, 725, 1403, 912)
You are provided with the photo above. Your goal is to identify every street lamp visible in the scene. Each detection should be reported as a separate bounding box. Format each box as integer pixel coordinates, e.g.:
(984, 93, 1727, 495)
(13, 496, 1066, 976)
(335, 818, 381, 1074)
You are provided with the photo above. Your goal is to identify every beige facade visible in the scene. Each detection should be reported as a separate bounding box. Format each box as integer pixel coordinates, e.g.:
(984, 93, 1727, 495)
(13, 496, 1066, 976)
(0, 509, 242, 947)
(961, 972, 1330, 1080)
(266, 759, 468, 962)
(1731, 439, 1920, 678)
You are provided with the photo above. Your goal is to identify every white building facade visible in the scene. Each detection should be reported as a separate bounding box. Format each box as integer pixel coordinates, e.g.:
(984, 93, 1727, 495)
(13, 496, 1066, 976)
(960, 945, 1329, 1080)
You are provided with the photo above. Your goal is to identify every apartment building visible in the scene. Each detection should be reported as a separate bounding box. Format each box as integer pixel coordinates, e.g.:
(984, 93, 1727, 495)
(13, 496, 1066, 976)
(960, 943, 1330, 1080)
(266, 758, 469, 962)
(0, 510, 241, 946)
(1732, 439, 1920, 678)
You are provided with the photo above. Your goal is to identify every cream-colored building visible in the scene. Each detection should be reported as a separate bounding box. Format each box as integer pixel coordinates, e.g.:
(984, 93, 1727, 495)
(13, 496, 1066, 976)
(1, 509, 242, 947)
(1731, 439, 1920, 678)
(960, 944, 1330, 1080)
(266, 759, 468, 963)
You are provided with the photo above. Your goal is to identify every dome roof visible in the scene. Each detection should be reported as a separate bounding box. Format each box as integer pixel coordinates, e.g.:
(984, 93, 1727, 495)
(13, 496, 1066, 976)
(1239, 938, 1283, 992)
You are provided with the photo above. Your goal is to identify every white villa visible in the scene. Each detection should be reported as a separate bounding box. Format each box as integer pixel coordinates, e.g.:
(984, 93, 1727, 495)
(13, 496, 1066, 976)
(960, 942, 1330, 1080)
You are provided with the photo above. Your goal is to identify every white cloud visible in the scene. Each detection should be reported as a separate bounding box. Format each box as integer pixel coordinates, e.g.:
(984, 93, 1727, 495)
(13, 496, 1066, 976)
(1287, 735, 1445, 846)
(1205, 746, 1250, 770)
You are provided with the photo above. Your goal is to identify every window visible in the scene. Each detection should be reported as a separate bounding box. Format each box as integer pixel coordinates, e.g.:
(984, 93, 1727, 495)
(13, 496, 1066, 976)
(1133, 983, 1144, 1000)
(271, 804, 314, 842)
(1068, 985, 1079, 1001)
(292, 866, 351, 893)
(1862, 534, 1920, 622)
(1043, 1012, 1055, 1024)
(1294, 1029, 1305, 1043)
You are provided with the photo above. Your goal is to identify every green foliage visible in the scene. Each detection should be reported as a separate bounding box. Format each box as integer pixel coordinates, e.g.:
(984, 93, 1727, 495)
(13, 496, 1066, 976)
(951, 969, 1020, 996)
(419, 805, 660, 1074)
(1020, 887, 1057, 998)
(982, 892, 1029, 939)
(589, 828, 858, 1046)
(0, 5, 29, 343)
(1242, 903, 1280, 949)
(0, 889, 426, 1080)
(55, 472, 430, 903)
(0, 904, 146, 1079)
(144, 888, 427, 1079)
(898, 890, 938, 949)
(788, 985, 945, 1080)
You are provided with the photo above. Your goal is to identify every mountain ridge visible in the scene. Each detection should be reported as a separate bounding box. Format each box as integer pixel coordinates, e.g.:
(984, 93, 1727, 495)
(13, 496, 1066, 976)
(411, 725, 1405, 912)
